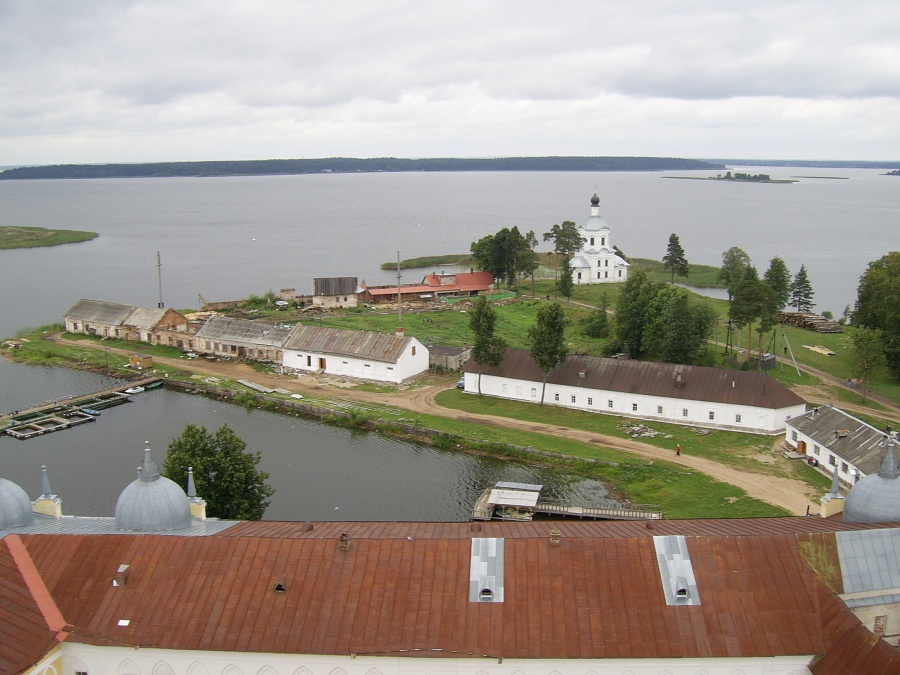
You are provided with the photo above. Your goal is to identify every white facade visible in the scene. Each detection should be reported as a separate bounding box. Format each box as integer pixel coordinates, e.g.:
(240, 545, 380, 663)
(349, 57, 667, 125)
(570, 191, 629, 285)
(464, 372, 806, 435)
(59, 643, 815, 675)
(283, 336, 428, 384)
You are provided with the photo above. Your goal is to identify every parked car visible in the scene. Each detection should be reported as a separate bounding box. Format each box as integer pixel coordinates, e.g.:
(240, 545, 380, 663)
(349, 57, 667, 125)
(456, 378, 465, 389)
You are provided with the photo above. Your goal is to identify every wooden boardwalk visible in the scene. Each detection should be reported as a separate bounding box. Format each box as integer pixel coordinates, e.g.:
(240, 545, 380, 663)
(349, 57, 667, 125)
(1, 376, 163, 439)
(471, 485, 663, 522)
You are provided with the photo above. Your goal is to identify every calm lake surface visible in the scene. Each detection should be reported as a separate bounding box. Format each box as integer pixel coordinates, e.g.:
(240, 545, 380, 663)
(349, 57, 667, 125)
(1, 169, 897, 518)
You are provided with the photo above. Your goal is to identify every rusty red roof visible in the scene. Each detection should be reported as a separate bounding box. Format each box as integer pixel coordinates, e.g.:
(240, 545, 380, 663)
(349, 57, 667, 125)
(14, 520, 896, 662)
(465, 348, 806, 410)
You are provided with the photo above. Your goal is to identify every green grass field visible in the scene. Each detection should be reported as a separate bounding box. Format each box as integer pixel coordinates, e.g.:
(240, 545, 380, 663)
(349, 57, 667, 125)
(0, 226, 98, 249)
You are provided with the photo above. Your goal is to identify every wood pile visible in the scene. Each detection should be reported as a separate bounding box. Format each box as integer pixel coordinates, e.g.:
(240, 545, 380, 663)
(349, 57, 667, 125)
(781, 312, 843, 333)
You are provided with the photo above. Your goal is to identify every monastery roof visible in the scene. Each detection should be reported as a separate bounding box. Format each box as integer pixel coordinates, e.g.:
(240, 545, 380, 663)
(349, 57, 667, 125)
(5, 518, 900, 669)
(195, 315, 294, 347)
(787, 405, 888, 476)
(283, 324, 417, 363)
(465, 349, 806, 411)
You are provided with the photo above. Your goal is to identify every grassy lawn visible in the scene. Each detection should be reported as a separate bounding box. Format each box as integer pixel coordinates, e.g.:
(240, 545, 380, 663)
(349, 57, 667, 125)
(0, 226, 98, 249)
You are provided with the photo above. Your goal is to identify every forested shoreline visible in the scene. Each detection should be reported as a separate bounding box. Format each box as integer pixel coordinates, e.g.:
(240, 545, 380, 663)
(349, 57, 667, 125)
(0, 156, 724, 179)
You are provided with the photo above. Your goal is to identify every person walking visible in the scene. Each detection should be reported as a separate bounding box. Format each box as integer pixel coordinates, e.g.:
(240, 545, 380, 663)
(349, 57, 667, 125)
(676, 444, 681, 456)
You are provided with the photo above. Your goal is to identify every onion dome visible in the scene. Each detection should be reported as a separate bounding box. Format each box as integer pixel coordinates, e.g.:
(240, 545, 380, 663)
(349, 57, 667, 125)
(591, 191, 600, 206)
(0, 476, 34, 529)
(581, 191, 610, 232)
(844, 435, 900, 523)
(115, 444, 191, 532)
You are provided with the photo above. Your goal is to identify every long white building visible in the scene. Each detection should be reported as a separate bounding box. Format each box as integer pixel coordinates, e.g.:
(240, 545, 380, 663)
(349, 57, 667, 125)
(463, 349, 807, 434)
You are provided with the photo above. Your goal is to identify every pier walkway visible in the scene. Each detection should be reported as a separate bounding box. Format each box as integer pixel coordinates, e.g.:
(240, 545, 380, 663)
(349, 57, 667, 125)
(1, 376, 163, 439)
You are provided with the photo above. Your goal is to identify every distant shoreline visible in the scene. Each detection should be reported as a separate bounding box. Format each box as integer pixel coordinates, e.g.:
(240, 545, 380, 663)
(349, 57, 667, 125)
(0, 156, 725, 180)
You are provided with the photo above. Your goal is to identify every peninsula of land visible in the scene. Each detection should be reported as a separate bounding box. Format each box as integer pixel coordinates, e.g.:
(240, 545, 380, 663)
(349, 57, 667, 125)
(0, 226, 98, 249)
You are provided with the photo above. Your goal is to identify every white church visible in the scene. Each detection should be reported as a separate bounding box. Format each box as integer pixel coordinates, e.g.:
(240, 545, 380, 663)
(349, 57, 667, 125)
(569, 191, 629, 284)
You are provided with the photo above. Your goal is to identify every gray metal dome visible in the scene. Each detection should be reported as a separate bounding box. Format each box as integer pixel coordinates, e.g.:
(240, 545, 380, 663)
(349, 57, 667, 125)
(0, 476, 34, 529)
(115, 446, 191, 532)
(844, 436, 900, 523)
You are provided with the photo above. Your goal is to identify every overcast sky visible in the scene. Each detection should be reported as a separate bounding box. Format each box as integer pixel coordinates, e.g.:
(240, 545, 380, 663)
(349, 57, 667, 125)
(2, 0, 899, 165)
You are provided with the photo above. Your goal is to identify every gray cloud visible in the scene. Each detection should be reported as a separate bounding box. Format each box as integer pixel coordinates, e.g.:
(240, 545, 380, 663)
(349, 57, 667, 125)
(1, 0, 898, 163)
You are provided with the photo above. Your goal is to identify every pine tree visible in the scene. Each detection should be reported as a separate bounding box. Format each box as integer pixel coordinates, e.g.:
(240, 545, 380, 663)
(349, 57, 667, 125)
(662, 233, 689, 283)
(790, 265, 815, 312)
(763, 256, 791, 311)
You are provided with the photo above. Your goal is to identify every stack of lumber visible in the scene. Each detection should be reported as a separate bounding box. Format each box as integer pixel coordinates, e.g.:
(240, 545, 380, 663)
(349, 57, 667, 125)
(781, 312, 843, 333)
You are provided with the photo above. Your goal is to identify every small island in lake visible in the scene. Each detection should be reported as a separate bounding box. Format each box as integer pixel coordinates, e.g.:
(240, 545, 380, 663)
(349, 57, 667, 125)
(666, 170, 797, 184)
(885, 169, 900, 176)
(0, 226, 98, 249)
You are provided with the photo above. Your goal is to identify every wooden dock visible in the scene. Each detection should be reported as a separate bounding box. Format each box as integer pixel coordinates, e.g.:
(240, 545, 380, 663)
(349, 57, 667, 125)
(472, 484, 663, 522)
(1, 377, 163, 439)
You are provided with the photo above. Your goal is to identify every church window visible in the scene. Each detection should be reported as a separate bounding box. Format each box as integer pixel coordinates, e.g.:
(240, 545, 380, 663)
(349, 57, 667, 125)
(607, 400, 613, 408)
(554, 393, 560, 401)
(577, 272, 582, 280)
(709, 411, 715, 420)
(604, 259, 609, 267)
(589, 237, 594, 246)
(657, 405, 663, 414)
(632, 403, 638, 412)
(597, 271, 602, 279)
(683, 408, 689, 417)
(735, 414, 742, 423)
(604, 271, 609, 278)
(601, 237, 606, 246)
(587, 397, 593, 405)
(571, 395, 576, 403)
(618, 270, 622, 277)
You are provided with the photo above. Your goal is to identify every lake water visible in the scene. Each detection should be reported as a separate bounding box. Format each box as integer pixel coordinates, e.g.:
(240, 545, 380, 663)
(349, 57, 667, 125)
(1, 169, 897, 518)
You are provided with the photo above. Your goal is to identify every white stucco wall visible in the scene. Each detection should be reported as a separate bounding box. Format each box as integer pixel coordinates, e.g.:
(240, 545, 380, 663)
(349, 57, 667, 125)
(283, 338, 428, 383)
(465, 373, 804, 434)
(784, 424, 865, 485)
(59, 643, 815, 675)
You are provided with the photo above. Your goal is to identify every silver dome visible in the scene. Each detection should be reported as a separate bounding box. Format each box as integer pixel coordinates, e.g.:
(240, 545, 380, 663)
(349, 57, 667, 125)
(844, 436, 900, 523)
(0, 477, 35, 529)
(115, 446, 191, 532)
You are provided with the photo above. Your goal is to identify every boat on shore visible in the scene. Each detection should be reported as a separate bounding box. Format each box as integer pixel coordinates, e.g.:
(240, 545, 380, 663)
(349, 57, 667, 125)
(124, 386, 145, 395)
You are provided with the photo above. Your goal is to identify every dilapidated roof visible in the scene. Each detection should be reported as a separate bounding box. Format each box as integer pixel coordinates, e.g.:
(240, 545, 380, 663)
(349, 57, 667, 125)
(195, 315, 294, 347)
(465, 348, 806, 411)
(122, 306, 169, 330)
(787, 405, 888, 476)
(283, 325, 416, 363)
(313, 277, 359, 296)
(64, 298, 136, 326)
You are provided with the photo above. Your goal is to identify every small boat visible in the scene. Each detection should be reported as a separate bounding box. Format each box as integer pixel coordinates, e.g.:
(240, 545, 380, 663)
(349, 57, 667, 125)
(144, 380, 164, 390)
(124, 386, 145, 395)
(82, 408, 101, 416)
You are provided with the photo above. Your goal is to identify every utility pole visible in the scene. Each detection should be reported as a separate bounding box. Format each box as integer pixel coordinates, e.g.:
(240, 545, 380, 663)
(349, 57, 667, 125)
(396, 251, 402, 324)
(156, 251, 165, 308)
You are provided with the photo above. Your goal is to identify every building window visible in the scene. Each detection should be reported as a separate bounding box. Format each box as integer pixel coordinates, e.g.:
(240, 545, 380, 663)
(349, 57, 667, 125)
(597, 270, 602, 279)
(829, 455, 837, 467)
(791, 431, 798, 441)
(554, 393, 560, 401)
(657, 405, 663, 414)
(502, 384, 508, 393)
(365, 363, 371, 367)
(841, 462, 849, 473)
(571, 395, 576, 403)
(608, 400, 613, 408)
(709, 411, 715, 420)
(735, 413, 742, 423)
(387, 366, 393, 370)
(577, 272, 582, 280)
(604, 259, 609, 267)
(604, 271, 609, 278)
(587, 397, 593, 406)
(342, 360, 349, 364)
(632, 403, 638, 412)
(589, 237, 595, 246)
(618, 270, 622, 277)
(306, 355, 312, 367)
(515, 385, 522, 395)
(531, 388, 537, 397)
(601, 237, 606, 246)
(813, 445, 820, 456)
(682, 408, 689, 417)
(411, 346, 416, 356)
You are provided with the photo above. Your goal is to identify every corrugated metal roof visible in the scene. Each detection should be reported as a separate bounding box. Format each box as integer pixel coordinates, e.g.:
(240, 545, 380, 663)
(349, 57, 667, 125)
(64, 298, 136, 326)
(836, 528, 900, 594)
(283, 324, 414, 363)
(195, 315, 294, 346)
(0, 539, 57, 674)
(18, 529, 829, 659)
(313, 277, 358, 296)
(788, 405, 887, 475)
(464, 348, 806, 410)
(4, 514, 241, 536)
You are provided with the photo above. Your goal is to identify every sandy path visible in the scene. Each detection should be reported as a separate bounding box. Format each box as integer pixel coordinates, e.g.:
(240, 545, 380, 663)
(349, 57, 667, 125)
(44, 336, 838, 516)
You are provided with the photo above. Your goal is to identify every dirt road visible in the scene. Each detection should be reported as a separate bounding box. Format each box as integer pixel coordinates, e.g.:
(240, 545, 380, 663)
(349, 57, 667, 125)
(45, 336, 849, 516)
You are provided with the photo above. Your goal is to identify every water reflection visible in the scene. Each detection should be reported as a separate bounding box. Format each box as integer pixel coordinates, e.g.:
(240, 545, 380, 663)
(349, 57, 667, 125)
(0, 360, 607, 521)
